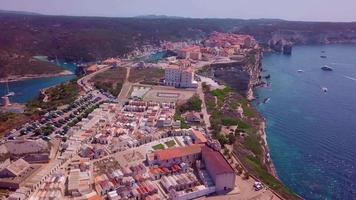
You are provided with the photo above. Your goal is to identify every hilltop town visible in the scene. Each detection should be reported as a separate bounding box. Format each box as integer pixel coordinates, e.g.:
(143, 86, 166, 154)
(0, 32, 299, 200)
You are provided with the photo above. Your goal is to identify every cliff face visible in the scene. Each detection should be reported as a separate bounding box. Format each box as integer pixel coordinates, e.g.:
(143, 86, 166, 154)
(204, 49, 262, 99)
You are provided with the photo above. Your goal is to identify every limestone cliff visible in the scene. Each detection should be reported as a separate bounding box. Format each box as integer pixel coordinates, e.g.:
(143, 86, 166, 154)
(201, 49, 262, 99)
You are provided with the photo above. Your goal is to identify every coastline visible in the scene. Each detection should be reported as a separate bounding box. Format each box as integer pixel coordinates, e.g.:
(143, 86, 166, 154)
(259, 120, 278, 177)
(0, 70, 74, 83)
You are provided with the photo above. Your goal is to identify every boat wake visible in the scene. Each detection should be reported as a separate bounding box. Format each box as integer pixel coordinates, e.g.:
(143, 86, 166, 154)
(343, 75, 356, 81)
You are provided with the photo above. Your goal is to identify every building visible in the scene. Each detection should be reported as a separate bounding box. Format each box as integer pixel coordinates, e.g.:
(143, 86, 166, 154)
(147, 144, 203, 167)
(177, 46, 201, 60)
(191, 130, 207, 144)
(0, 140, 50, 163)
(201, 146, 235, 193)
(183, 112, 201, 124)
(164, 65, 197, 88)
(0, 159, 30, 178)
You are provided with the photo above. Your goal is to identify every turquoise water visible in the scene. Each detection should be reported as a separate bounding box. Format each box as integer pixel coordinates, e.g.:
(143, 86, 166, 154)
(138, 51, 176, 62)
(0, 60, 77, 103)
(254, 44, 356, 199)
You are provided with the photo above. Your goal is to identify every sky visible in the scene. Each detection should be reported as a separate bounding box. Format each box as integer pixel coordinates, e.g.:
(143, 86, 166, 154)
(0, 0, 356, 22)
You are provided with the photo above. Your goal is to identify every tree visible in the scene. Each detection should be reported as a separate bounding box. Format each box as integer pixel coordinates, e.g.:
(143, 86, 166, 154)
(228, 134, 236, 145)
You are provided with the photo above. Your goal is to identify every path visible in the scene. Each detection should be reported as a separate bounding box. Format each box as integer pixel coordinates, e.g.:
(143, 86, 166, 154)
(77, 66, 111, 92)
(117, 65, 132, 106)
(197, 80, 211, 129)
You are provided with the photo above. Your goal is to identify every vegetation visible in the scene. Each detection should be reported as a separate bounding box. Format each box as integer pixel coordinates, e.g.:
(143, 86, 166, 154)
(0, 112, 34, 137)
(128, 67, 164, 84)
(26, 79, 80, 113)
(92, 67, 126, 96)
(245, 156, 299, 199)
(173, 110, 191, 129)
(173, 94, 202, 129)
(164, 140, 176, 148)
(177, 94, 202, 113)
(152, 143, 165, 150)
(203, 84, 300, 199)
(211, 87, 231, 101)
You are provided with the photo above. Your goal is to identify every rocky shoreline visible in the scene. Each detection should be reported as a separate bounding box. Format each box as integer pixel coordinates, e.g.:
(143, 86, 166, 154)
(0, 70, 74, 83)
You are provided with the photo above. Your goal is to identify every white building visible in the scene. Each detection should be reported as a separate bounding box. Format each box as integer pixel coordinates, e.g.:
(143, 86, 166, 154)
(165, 66, 197, 88)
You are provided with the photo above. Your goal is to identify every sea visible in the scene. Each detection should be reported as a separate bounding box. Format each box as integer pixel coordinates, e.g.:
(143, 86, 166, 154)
(0, 60, 77, 103)
(254, 44, 356, 200)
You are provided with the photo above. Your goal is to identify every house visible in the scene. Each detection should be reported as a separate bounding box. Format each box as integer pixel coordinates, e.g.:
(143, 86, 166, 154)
(201, 146, 235, 193)
(0, 159, 30, 178)
(147, 144, 204, 167)
(184, 112, 201, 124)
(191, 130, 208, 144)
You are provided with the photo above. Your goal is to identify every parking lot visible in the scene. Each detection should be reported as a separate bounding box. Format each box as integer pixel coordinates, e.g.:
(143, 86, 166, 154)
(7, 91, 106, 141)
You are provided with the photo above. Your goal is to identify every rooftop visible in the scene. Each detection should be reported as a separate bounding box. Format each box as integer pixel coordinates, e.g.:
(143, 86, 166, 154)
(202, 145, 234, 175)
(155, 144, 203, 161)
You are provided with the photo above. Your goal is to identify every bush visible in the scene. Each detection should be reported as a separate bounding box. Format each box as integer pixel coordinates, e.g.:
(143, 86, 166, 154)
(222, 117, 239, 126)
(237, 120, 251, 129)
(178, 94, 202, 113)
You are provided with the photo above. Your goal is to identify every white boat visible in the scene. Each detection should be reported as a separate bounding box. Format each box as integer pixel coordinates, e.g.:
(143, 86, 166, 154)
(322, 87, 328, 92)
(4, 79, 15, 97)
(6, 92, 15, 97)
(297, 70, 304, 73)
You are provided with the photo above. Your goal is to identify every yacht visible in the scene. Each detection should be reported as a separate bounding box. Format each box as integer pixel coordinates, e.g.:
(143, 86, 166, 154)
(321, 65, 333, 71)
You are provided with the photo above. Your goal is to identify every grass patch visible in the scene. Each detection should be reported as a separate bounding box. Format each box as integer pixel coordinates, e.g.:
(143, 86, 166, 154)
(173, 109, 191, 129)
(211, 87, 231, 101)
(165, 140, 176, 148)
(0, 112, 33, 137)
(92, 67, 126, 96)
(242, 103, 255, 117)
(152, 143, 165, 150)
(222, 117, 239, 126)
(177, 94, 202, 113)
(129, 67, 164, 83)
(243, 132, 262, 155)
(237, 120, 251, 129)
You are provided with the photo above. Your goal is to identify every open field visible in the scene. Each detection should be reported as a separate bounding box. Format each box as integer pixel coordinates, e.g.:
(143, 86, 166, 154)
(128, 67, 164, 84)
(141, 85, 196, 103)
(92, 67, 127, 96)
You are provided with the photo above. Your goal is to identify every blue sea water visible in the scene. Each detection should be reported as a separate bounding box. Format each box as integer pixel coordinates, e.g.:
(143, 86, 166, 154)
(254, 44, 356, 200)
(0, 60, 77, 103)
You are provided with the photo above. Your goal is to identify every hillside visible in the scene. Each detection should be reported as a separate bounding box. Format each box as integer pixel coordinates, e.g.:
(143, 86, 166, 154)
(1, 13, 356, 77)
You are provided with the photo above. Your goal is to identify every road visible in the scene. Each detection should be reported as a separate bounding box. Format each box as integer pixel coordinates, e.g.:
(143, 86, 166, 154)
(197, 80, 211, 130)
(77, 66, 111, 92)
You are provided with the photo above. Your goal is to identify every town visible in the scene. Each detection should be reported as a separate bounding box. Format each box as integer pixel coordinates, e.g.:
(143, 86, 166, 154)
(0, 32, 282, 200)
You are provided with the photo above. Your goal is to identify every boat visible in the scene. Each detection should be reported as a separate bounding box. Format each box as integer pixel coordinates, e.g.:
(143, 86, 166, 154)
(297, 70, 304, 73)
(4, 78, 15, 97)
(263, 97, 271, 103)
(322, 87, 328, 92)
(321, 65, 333, 71)
(264, 74, 271, 79)
(321, 50, 326, 53)
(320, 55, 327, 58)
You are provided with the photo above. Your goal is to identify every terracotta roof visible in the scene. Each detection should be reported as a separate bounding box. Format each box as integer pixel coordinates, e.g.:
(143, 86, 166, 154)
(202, 146, 234, 175)
(191, 130, 207, 144)
(88, 195, 103, 200)
(155, 144, 203, 161)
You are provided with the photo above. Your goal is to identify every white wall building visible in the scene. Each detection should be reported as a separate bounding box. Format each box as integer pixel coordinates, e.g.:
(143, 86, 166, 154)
(165, 66, 197, 88)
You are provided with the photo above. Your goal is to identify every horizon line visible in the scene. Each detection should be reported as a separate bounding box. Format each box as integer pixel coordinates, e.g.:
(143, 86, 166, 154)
(1, 9, 356, 23)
